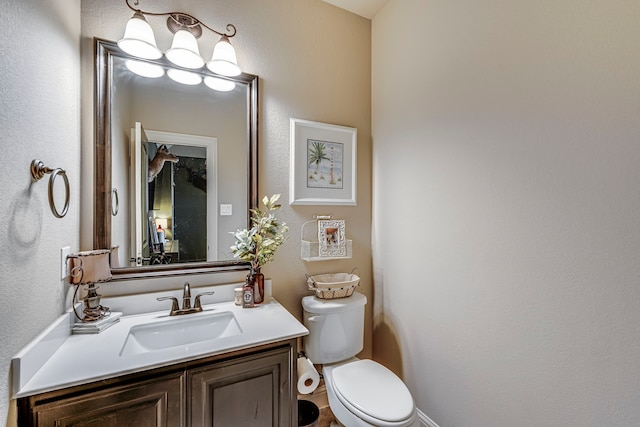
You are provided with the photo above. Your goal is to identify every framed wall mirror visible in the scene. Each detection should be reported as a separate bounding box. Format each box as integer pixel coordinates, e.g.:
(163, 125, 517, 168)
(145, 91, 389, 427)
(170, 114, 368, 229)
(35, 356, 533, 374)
(94, 38, 257, 279)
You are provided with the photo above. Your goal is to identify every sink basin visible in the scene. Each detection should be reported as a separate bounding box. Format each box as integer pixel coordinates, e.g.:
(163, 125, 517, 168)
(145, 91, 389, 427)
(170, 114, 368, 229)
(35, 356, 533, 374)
(120, 311, 242, 356)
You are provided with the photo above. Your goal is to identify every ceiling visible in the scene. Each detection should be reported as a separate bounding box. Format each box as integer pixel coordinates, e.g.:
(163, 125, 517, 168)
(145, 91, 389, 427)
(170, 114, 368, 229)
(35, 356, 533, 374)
(323, 0, 390, 19)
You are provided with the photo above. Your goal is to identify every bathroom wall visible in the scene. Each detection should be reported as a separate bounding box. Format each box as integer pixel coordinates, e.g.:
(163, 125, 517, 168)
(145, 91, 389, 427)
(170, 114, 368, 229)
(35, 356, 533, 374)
(0, 0, 81, 424)
(372, 0, 640, 426)
(81, 0, 372, 352)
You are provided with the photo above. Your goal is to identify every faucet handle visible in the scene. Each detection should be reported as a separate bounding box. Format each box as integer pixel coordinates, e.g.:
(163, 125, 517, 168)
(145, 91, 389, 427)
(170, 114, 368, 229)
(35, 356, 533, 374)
(194, 291, 215, 310)
(157, 296, 179, 314)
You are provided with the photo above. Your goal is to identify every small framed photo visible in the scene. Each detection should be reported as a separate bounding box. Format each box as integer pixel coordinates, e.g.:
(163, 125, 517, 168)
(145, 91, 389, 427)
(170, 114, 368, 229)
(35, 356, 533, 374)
(318, 219, 346, 257)
(290, 118, 357, 205)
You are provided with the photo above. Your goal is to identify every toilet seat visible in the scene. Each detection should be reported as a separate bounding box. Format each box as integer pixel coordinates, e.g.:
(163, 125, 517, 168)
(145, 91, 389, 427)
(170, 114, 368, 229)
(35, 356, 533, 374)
(330, 359, 415, 426)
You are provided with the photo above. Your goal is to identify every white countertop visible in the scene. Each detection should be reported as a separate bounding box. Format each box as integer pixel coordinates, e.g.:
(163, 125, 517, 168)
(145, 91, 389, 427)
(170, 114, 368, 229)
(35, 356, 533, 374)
(12, 297, 308, 398)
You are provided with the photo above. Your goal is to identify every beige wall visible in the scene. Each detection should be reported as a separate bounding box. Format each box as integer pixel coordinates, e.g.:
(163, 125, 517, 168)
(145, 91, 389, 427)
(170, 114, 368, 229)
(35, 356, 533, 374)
(372, 0, 640, 425)
(81, 0, 372, 348)
(0, 0, 81, 424)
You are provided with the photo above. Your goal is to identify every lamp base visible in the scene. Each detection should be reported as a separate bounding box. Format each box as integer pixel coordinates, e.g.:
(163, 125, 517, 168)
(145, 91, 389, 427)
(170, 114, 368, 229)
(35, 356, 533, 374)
(82, 304, 111, 322)
(72, 312, 122, 334)
(81, 284, 110, 322)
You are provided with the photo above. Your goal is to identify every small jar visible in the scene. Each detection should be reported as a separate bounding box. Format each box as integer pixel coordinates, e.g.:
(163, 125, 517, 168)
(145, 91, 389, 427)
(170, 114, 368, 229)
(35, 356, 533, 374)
(233, 288, 243, 306)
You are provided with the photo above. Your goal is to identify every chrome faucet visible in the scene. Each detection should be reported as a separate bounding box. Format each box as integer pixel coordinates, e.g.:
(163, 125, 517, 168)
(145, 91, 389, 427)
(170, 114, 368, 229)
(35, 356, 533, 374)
(182, 282, 192, 310)
(157, 282, 215, 316)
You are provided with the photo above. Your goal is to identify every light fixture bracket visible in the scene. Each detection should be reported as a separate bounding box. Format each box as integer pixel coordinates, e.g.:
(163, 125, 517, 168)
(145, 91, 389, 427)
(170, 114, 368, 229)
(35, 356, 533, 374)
(167, 14, 203, 39)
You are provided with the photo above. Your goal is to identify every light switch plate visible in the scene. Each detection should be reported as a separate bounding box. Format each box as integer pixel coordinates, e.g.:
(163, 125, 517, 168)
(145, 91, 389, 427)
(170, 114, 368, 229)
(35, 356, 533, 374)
(60, 246, 70, 280)
(220, 204, 233, 216)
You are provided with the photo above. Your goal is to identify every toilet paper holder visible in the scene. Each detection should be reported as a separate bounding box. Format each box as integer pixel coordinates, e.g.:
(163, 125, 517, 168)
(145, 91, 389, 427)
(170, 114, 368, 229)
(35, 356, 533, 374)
(297, 352, 321, 394)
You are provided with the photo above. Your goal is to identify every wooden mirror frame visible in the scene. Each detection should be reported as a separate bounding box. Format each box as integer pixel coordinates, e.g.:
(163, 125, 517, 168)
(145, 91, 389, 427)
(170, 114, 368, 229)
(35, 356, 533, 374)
(93, 38, 257, 280)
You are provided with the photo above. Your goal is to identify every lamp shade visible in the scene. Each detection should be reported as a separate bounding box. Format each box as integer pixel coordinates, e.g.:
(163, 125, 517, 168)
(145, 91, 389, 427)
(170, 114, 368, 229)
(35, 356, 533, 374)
(165, 29, 205, 69)
(206, 36, 241, 77)
(117, 12, 162, 60)
(69, 250, 112, 285)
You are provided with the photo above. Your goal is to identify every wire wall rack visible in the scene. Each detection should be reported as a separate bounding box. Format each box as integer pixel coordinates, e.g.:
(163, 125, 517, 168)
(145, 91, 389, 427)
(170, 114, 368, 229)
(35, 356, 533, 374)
(300, 215, 352, 262)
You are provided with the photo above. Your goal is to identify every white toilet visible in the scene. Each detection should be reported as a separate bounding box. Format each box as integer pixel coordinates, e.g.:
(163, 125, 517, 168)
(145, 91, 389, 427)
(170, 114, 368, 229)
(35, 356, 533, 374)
(302, 292, 416, 427)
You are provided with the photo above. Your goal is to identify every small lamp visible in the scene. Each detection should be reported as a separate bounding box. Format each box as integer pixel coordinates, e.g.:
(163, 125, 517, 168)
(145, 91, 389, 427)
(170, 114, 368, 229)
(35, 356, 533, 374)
(68, 249, 112, 323)
(155, 218, 169, 240)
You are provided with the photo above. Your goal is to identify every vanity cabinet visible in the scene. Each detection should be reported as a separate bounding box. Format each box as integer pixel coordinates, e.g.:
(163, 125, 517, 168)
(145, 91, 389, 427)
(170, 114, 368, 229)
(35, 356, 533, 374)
(18, 341, 296, 427)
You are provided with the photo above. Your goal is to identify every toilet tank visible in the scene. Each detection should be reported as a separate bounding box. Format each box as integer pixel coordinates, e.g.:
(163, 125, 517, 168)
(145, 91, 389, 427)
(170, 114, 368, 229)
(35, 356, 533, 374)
(302, 292, 367, 364)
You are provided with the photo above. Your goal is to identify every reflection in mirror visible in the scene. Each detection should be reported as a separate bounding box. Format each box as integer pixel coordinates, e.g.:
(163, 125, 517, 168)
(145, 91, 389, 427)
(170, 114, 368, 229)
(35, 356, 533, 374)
(129, 124, 218, 266)
(95, 39, 258, 279)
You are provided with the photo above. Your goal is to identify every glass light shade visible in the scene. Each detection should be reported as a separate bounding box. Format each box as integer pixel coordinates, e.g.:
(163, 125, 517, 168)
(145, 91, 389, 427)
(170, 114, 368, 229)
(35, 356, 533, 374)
(206, 36, 241, 77)
(69, 250, 112, 285)
(125, 59, 164, 78)
(167, 68, 203, 85)
(165, 29, 205, 69)
(204, 76, 236, 92)
(117, 13, 162, 60)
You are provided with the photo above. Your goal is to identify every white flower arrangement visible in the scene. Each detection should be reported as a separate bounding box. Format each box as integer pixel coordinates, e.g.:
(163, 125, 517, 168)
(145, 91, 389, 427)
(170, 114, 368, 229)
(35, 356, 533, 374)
(230, 194, 288, 272)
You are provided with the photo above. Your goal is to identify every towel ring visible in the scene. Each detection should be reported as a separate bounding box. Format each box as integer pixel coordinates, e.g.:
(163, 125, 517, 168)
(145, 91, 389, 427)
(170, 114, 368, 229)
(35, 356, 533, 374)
(111, 188, 119, 216)
(30, 159, 70, 218)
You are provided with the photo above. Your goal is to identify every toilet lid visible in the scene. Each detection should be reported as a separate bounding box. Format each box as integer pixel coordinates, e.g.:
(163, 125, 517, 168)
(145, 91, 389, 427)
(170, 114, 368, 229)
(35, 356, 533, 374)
(331, 360, 414, 424)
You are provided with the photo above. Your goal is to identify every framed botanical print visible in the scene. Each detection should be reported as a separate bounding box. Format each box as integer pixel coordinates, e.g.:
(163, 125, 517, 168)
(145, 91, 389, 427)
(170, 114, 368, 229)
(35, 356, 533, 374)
(289, 118, 357, 205)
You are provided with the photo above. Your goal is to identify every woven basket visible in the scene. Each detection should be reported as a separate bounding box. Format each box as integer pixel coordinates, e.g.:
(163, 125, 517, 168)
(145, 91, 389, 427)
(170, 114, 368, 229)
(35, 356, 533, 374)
(306, 272, 360, 299)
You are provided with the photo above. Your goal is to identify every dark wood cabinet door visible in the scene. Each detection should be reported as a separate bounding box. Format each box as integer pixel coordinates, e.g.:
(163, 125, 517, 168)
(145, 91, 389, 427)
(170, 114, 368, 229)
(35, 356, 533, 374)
(27, 372, 184, 427)
(188, 347, 293, 427)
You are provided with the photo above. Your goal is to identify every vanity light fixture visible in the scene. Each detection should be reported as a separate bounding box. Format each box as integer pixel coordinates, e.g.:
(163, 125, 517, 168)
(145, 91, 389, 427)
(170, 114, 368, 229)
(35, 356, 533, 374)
(118, 0, 242, 76)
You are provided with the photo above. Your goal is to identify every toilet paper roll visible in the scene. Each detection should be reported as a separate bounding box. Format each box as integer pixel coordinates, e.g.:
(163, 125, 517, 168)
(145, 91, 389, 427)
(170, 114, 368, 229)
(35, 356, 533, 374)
(297, 357, 320, 394)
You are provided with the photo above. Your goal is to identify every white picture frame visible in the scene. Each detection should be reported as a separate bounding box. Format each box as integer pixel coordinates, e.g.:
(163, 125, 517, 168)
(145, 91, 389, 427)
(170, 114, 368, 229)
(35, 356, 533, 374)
(289, 118, 357, 205)
(318, 219, 346, 257)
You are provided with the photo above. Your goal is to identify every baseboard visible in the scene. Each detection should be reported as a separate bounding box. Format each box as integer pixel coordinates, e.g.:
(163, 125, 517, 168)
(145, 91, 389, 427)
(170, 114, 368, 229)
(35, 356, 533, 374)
(417, 408, 440, 427)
